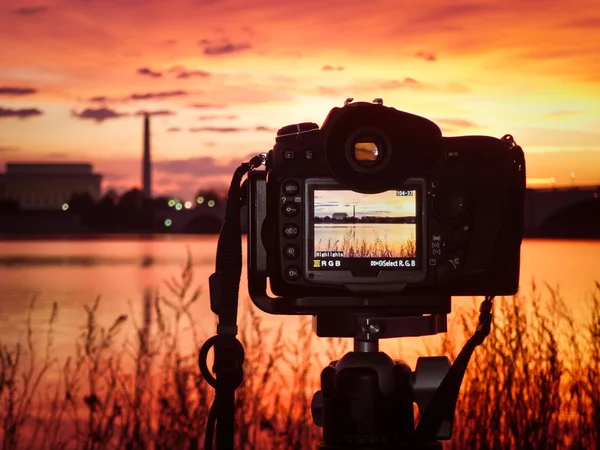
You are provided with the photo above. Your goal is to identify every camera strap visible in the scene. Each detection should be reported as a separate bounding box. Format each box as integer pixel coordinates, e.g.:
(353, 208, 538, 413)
(198, 153, 266, 450)
(415, 295, 494, 440)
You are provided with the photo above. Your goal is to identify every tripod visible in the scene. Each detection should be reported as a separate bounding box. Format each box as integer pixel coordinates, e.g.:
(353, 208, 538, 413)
(310, 311, 487, 449)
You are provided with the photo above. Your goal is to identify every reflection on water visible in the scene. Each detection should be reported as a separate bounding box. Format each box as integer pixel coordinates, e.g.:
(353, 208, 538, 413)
(0, 255, 163, 267)
(0, 236, 599, 366)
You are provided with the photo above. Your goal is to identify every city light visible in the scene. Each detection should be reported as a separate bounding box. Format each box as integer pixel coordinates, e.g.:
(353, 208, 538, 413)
(184, 201, 192, 209)
(61, 203, 69, 211)
(175, 203, 183, 211)
(208, 200, 215, 207)
(164, 218, 172, 227)
(197, 196, 204, 204)
(168, 199, 176, 207)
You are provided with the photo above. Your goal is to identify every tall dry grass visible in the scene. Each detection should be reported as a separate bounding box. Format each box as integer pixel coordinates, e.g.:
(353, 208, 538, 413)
(436, 281, 600, 449)
(0, 252, 599, 449)
(317, 228, 417, 258)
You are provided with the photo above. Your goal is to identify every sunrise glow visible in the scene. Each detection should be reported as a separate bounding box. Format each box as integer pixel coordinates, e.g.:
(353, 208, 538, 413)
(1, 0, 599, 199)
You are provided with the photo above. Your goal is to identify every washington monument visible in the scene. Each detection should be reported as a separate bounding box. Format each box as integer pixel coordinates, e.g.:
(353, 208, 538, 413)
(142, 113, 151, 198)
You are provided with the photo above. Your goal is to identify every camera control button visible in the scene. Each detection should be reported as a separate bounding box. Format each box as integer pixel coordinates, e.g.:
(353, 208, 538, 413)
(284, 245, 299, 260)
(284, 150, 295, 159)
(283, 224, 299, 238)
(433, 190, 465, 221)
(285, 266, 301, 282)
(436, 261, 457, 284)
(283, 181, 299, 196)
(448, 225, 470, 243)
(283, 203, 299, 217)
(445, 149, 460, 161)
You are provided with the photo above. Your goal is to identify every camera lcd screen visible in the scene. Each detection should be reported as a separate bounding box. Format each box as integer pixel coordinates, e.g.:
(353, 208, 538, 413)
(311, 188, 420, 271)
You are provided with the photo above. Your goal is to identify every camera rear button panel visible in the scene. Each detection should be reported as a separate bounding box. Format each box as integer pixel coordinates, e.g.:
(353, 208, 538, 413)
(283, 224, 299, 238)
(284, 266, 301, 282)
(432, 189, 466, 222)
(284, 245, 300, 260)
(283, 180, 300, 196)
(282, 203, 299, 217)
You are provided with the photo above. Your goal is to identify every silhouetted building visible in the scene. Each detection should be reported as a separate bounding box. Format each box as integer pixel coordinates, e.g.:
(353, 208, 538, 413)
(0, 163, 102, 210)
(332, 212, 348, 220)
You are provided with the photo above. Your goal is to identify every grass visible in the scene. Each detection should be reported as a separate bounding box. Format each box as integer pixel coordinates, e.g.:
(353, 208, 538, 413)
(316, 227, 417, 258)
(1, 254, 599, 449)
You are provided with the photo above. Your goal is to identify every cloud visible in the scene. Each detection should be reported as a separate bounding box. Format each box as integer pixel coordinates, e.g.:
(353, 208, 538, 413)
(189, 103, 228, 109)
(200, 39, 252, 56)
(0, 87, 37, 96)
(129, 90, 188, 100)
(322, 65, 344, 71)
(189, 127, 243, 133)
(137, 67, 163, 78)
(175, 69, 211, 79)
(415, 51, 437, 62)
(0, 107, 43, 119)
(89, 91, 189, 102)
(167, 127, 181, 132)
(72, 107, 127, 122)
(13, 6, 47, 15)
(413, 4, 492, 25)
(154, 156, 241, 177)
(434, 118, 477, 128)
(562, 17, 600, 28)
(317, 86, 344, 97)
(0, 145, 19, 152)
(197, 114, 238, 120)
(135, 110, 177, 116)
(189, 125, 276, 133)
(379, 77, 423, 89)
(254, 125, 276, 132)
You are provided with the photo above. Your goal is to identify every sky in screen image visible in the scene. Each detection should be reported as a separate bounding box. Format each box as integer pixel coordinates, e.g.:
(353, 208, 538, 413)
(1, 0, 599, 200)
(314, 190, 416, 218)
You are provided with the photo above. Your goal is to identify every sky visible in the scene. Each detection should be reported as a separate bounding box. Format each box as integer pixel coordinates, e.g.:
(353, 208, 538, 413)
(1, 0, 599, 200)
(315, 190, 416, 218)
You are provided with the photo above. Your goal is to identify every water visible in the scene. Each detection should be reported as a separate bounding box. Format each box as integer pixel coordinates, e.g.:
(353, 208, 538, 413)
(0, 236, 599, 368)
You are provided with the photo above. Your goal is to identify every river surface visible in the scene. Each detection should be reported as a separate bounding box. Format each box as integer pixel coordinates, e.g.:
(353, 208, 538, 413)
(0, 236, 599, 367)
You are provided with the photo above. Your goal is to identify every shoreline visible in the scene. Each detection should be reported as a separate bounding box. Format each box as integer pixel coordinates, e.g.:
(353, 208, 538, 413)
(0, 232, 598, 242)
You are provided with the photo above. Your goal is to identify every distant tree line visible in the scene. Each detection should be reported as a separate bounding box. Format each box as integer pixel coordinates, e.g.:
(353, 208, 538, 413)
(0, 188, 224, 232)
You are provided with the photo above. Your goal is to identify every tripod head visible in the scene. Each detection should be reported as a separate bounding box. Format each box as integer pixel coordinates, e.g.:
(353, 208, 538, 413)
(311, 313, 454, 449)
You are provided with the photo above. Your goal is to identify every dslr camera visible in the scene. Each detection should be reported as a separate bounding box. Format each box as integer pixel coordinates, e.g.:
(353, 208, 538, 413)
(247, 99, 525, 317)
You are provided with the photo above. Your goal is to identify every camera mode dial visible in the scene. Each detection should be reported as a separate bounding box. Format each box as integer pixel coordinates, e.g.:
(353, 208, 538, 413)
(276, 122, 319, 141)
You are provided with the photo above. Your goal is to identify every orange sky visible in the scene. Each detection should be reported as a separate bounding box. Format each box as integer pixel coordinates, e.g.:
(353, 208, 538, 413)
(1, 0, 599, 200)
(315, 190, 416, 218)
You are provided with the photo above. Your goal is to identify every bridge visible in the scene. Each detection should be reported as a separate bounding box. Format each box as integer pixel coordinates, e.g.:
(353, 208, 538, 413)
(151, 186, 599, 235)
(524, 186, 599, 231)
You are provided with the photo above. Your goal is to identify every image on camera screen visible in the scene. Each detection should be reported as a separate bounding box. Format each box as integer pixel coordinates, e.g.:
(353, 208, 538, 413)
(312, 189, 419, 271)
